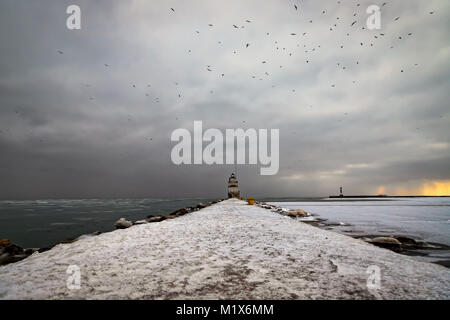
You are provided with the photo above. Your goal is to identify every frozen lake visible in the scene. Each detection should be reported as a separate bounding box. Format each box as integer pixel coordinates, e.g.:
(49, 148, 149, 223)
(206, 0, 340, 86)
(269, 197, 450, 262)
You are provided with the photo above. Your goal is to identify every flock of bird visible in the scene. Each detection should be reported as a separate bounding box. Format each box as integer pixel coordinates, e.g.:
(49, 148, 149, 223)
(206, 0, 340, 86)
(4, 2, 442, 145)
(54, 2, 438, 106)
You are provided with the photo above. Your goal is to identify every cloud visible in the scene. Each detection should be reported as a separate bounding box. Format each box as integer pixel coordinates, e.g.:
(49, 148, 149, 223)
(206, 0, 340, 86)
(0, 0, 449, 199)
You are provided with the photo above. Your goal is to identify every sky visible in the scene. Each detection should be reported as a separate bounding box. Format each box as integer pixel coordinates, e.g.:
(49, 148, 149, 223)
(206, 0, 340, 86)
(0, 0, 449, 199)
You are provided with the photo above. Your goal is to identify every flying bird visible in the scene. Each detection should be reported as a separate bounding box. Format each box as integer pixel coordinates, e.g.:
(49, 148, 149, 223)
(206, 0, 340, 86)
(351, 21, 357, 26)
(170, 8, 175, 12)
(58, 50, 64, 54)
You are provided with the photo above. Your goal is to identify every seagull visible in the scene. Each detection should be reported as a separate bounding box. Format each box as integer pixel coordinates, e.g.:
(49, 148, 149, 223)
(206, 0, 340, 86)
(246, 43, 250, 48)
(58, 50, 64, 54)
(394, 17, 400, 21)
(233, 25, 239, 28)
(294, 5, 298, 10)
(351, 21, 357, 26)
(170, 8, 175, 12)
(245, 20, 251, 23)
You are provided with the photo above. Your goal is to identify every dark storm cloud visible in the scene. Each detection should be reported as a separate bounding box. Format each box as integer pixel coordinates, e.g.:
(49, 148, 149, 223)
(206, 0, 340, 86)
(0, 0, 449, 199)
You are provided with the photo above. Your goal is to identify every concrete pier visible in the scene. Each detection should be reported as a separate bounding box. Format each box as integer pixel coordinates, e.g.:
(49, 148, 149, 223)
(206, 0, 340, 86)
(0, 199, 448, 299)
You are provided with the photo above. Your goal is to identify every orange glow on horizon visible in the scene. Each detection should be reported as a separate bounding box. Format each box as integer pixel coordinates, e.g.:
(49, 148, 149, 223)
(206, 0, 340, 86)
(376, 186, 386, 195)
(389, 181, 450, 196)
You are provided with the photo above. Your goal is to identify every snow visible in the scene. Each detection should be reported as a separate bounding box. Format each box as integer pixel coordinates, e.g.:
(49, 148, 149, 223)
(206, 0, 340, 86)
(0, 199, 448, 299)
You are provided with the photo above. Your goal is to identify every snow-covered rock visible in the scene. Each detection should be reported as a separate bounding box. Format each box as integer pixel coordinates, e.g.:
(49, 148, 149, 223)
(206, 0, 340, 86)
(133, 220, 148, 225)
(114, 218, 132, 229)
(288, 209, 308, 217)
(371, 237, 402, 250)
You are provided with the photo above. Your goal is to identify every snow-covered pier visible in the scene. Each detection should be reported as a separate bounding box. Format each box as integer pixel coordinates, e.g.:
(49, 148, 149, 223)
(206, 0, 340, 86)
(0, 199, 449, 299)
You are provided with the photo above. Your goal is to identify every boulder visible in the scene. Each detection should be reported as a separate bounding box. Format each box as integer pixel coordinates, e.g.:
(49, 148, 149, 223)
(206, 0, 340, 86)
(165, 215, 177, 220)
(394, 236, 417, 246)
(371, 237, 402, 250)
(4, 244, 24, 255)
(114, 218, 133, 229)
(134, 220, 148, 225)
(288, 209, 308, 217)
(0, 239, 11, 248)
(145, 216, 167, 223)
(197, 203, 207, 209)
(170, 208, 188, 216)
(24, 248, 40, 255)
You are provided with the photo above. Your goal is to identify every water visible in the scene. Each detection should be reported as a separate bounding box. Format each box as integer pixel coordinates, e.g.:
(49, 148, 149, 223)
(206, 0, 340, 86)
(0, 198, 215, 249)
(267, 197, 450, 263)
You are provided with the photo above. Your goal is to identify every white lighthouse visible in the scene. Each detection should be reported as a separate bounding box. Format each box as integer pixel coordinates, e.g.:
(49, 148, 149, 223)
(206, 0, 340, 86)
(227, 173, 240, 198)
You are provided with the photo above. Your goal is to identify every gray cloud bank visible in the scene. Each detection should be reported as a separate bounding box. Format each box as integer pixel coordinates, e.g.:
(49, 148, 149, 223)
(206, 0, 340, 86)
(0, 0, 449, 199)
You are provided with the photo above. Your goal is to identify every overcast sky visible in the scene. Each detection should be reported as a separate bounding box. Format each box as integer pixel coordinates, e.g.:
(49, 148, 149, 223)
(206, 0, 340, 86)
(0, 0, 449, 199)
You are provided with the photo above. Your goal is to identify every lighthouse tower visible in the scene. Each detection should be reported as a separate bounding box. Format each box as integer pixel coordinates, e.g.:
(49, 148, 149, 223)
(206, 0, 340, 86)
(227, 173, 240, 198)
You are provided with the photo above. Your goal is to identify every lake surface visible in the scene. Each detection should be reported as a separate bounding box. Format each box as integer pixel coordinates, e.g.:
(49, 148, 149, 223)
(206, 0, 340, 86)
(0, 198, 215, 248)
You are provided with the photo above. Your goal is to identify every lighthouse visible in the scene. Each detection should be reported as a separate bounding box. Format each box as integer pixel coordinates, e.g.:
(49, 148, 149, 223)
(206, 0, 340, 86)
(227, 173, 240, 198)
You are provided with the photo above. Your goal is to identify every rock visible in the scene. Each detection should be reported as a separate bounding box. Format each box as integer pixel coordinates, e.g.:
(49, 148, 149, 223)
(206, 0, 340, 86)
(145, 216, 167, 223)
(0, 253, 11, 265)
(288, 209, 308, 217)
(170, 208, 188, 216)
(165, 215, 177, 220)
(0, 241, 29, 266)
(146, 214, 155, 219)
(24, 248, 40, 255)
(134, 220, 148, 225)
(4, 244, 24, 255)
(371, 237, 402, 250)
(394, 236, 417, 246)
(0, 239, 11, 248)
(114, 218, 133, 229)
(197, 203, 207, 209)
